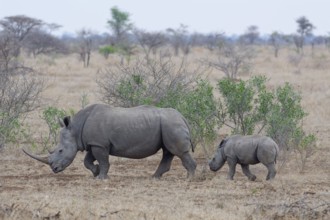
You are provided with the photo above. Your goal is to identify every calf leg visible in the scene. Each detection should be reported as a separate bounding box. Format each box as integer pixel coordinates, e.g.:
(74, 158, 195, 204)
(241, 164, 256, 181)
(179, 152, 197, 179)
(152, 149, 174, 178)
(84, 151, 100, 177)
(227, 159, 237, 180)
(91, 146, 110, 180)
(265, 163, 276, 180)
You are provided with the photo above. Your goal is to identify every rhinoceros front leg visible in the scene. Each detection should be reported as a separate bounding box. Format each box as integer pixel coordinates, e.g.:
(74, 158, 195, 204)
(227, 158, 237, 180)
(241, 164, 256, 181)
(84, 151, 100, 177)
(91, 146, 110, 180)
(152, 149, 174, 179)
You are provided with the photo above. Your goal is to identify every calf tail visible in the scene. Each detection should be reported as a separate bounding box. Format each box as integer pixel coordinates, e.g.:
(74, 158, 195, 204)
(274, 143, 279, 164)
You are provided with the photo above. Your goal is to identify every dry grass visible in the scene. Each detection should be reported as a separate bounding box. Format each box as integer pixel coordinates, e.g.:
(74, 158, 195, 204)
(0, 46, 329, 219)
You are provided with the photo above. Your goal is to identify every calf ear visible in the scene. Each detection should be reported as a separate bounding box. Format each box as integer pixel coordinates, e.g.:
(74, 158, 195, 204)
(59, 116, 71, 128)
(219, 139, 227, 148)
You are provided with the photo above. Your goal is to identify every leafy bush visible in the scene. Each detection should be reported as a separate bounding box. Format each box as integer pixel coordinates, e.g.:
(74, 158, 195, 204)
(156, 79, 218, 155)
(217, 76, 316, 169)
(0, 112, 21, 147)
(292, 129, 316, 172)
(40, 106, 68, 151)
(265, 83, 306, 150)
(217, 76, 272, 135)
(0, 67, 44, 148)
(207, 44, 254, 79)
(97, 56, 201, 107)
(99, 45, 117, 59)
(97, 56, 217, 151)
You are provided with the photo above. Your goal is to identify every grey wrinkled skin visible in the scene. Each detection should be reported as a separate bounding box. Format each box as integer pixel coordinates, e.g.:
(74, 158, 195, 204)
(209, 135, 279, 181)
(24, 104, 196, 180)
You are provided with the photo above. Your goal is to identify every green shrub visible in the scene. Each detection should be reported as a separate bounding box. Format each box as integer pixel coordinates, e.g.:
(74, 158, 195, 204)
(217, 76, 316, 169)
(98, 57, 217, 152)
(265, 83, 306, 150)
(99, 45, 117, 59)
(41, 106, 68, 150)
(292, 129, 316, 172)
(0, 112, 22, 147)
(116, 74, 152, 107)
(217, 76, 272, 135)
(157, 80, 218, 156)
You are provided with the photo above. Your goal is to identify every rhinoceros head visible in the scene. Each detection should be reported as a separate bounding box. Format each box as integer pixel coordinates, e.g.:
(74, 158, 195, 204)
(23, 116, 78, 173)
(209, 139, 227, 171)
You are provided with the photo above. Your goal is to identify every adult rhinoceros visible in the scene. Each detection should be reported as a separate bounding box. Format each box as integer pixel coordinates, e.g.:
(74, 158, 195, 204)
(23, 104, 196, 179)
(209, 135, 279, 181)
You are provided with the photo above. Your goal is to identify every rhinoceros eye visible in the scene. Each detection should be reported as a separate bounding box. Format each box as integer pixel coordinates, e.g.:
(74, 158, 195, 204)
(59, 149, 63, 153)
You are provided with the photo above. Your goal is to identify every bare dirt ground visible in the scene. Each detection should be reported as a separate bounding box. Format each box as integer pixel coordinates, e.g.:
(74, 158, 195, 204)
(0, 47, 330, 219)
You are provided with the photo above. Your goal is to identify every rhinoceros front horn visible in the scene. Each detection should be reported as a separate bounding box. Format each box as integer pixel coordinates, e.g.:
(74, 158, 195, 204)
(22, 148, 50, 165)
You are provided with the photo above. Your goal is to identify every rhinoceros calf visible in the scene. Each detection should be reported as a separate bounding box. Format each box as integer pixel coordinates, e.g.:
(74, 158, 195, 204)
(209, 135, 279, 181)
(23, 104, 196, 180)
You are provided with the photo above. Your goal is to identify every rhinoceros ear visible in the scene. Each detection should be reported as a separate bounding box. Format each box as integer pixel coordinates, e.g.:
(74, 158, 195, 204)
(59, 116, 71, 128)
(63, 116, 71, 127)
(219, 139, 227, 148)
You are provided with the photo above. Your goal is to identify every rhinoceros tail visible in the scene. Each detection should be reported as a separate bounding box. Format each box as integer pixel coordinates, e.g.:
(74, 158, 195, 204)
(190, 139, 195, 153)
(181, 116, 195, 152)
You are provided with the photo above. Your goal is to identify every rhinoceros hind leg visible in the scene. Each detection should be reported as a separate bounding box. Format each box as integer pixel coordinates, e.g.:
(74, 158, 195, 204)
(152, 149, 174, 179)
(91, 146, 110, 180)
(265, 163, 276, 180)
(179, 152, 196, 178)
(84, 151, 100, 177)
(241, 164, 256, 181)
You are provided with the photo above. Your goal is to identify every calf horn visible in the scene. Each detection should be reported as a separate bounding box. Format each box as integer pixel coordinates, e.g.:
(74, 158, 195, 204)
(22, 148, 49, 165)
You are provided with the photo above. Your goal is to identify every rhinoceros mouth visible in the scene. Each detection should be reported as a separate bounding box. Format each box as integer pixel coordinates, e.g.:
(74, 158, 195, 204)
(209, 165, 220, 172)
(51, 165, 64, 173)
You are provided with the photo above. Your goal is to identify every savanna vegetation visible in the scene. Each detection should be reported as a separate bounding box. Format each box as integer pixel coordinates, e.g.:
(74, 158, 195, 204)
(0, 8, 329, 220)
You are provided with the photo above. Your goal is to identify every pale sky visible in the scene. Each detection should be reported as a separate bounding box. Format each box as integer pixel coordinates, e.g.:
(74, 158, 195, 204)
(1, 0, 329, 36)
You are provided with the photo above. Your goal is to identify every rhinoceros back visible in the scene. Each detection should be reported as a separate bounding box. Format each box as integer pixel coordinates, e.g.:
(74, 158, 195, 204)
(75, 104, 191, 159)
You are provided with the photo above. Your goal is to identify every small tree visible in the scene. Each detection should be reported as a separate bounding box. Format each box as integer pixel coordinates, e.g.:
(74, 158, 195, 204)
(76, 29, 94, 67)
(203, 32, 226, 51)
(269, 31, 284, 58)
(0, 15, 43, 57)
(134, 29, 166, 62)
(207, 43, 254, 79)
(240, 25, 260, 45)
(24, 29, 66, 57)
(166, 24, 191, 56)
(295, 16, 314, 53)
(99, 45, 117, 59)
(107, 7, 132, 45)
(0, 32, 17, 70)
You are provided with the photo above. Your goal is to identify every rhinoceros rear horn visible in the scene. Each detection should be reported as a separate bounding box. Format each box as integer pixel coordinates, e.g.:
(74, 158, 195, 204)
(22, 148, 49, 165)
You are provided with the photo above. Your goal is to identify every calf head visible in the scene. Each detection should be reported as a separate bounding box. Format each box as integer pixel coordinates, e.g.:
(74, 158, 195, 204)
(209, 139, 227, 171)
(23, 116, 78, 173)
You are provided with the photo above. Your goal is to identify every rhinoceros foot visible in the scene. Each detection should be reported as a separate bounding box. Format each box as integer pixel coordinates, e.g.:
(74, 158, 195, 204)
(92, 165, 100, 177)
